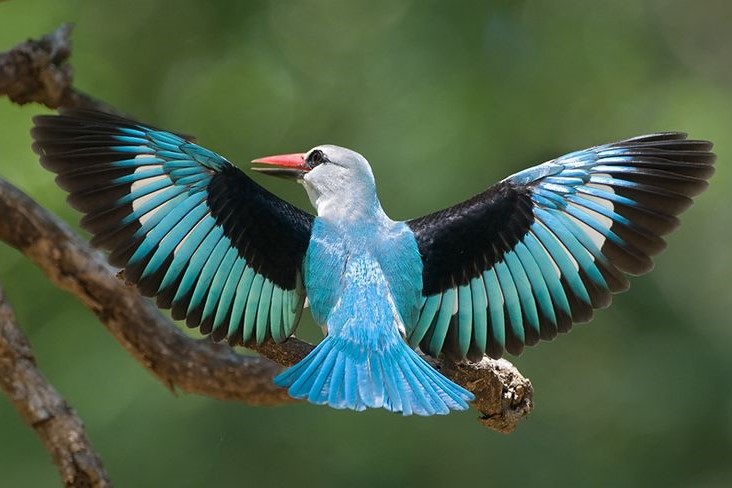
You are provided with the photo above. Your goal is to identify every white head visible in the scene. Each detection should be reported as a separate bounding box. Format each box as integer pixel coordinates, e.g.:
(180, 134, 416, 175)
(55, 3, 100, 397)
(252, 144, 382, 221)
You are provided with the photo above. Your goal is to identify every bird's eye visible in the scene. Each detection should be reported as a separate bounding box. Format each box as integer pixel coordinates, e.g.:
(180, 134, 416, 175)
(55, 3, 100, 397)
(308, 149, 325, 167)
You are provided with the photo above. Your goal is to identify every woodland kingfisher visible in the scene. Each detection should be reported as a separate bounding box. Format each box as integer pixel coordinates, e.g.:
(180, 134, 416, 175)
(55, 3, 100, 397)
(31, 109, 715, 415)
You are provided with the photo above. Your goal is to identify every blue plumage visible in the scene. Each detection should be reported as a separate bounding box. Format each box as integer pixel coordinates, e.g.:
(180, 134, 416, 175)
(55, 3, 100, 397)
(277, 222, 472, 414)
(32, 110, 714, 416)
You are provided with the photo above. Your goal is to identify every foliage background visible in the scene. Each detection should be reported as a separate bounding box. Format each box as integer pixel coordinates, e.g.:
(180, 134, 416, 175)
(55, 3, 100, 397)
(1, 0, 730, 486)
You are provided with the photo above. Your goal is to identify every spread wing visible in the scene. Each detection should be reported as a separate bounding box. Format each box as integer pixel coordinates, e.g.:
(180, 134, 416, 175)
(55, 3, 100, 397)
(32, 109, 313, 346)
(407, 133, 715, 360)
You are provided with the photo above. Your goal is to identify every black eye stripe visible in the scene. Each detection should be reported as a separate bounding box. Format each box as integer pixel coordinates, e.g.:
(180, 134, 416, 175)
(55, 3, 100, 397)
(308, 149, 326, 167)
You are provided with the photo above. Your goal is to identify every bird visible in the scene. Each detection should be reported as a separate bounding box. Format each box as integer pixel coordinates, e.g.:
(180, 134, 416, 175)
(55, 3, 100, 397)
(31, 109, 715, 416)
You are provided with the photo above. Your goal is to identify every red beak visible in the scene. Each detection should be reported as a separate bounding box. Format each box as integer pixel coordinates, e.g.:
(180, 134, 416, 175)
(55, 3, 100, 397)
(251, 153, 308, 169)
(251, 152, 309, 179)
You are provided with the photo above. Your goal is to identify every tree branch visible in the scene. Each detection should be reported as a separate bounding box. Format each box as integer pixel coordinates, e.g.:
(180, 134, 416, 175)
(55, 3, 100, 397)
(0, 282, 111, 487)
(0, 25, 533, 431)
(0, 24, 120, 114)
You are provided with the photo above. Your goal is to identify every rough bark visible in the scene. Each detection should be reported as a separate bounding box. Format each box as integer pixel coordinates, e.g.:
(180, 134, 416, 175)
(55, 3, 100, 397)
(0, 24, 120, 114)
(0, 24, 533, 434)
(0, 284, 111, 487)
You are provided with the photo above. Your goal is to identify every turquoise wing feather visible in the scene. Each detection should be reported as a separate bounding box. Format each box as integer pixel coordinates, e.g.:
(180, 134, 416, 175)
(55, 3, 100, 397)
(408, 133, 715, 360)
(32, 109, 312, 346)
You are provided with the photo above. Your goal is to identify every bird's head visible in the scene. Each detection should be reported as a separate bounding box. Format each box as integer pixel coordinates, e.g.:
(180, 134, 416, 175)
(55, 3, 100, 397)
(253, 145, 378, 218)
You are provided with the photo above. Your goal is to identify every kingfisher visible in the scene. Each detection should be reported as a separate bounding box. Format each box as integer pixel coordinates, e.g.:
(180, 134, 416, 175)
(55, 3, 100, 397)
(31, 109, 715, 416)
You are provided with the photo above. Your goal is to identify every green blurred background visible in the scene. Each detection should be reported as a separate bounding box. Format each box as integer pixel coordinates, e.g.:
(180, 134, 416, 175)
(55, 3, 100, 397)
(1, 0, 731, 486)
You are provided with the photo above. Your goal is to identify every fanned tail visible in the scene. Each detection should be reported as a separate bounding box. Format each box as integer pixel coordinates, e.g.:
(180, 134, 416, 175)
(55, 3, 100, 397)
(274, 335, 474, 416)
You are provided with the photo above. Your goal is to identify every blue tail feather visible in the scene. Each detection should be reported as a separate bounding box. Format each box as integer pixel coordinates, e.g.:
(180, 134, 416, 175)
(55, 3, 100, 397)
(327, 353, 346, 408)
(275, 335, 474, 416)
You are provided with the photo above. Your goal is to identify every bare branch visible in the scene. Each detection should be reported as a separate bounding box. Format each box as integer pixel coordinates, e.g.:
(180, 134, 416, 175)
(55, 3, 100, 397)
(0, 282, 111, 487)
(0, 23, 120, 114)
(440, 358, 533, 433)
(0, 24, 533, 430)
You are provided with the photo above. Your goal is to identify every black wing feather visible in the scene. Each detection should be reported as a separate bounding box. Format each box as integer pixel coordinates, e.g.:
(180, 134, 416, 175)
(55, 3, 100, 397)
(408, 181, 535, 296)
